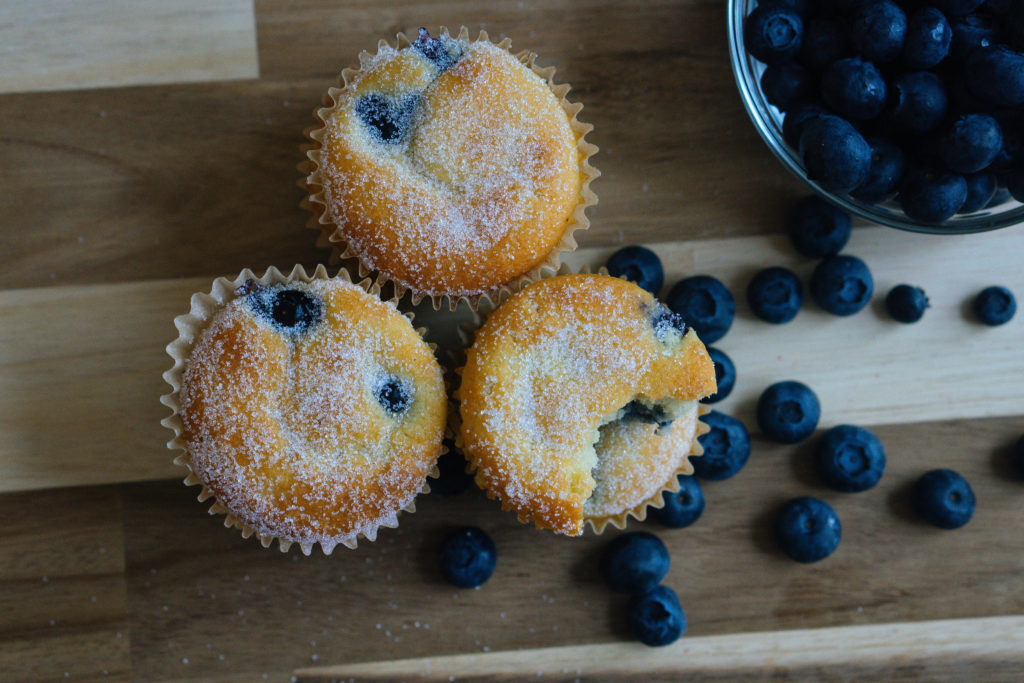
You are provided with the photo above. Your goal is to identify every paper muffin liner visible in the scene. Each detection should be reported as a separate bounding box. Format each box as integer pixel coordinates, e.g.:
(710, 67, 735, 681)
(160, 264, 447, 555)
(300, 26, 600, 312)
(451, 265, 716, 536)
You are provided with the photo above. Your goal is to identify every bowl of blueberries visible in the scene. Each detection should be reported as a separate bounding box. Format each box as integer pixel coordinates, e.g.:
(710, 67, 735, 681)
(728, 0, 1024, 233)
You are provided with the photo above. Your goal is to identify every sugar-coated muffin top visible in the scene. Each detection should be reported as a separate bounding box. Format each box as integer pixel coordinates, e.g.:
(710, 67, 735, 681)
(313, 31, 589, 298)
(458, 274, 716, 535)
(180, 278, 446, 551)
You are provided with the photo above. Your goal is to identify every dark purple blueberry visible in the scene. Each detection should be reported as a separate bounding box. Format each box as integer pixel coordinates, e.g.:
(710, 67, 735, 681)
(965, 45, 1024, 107)
(991, 113, 1024, 172)
(439, 527, 497, 588)
(810, 254, 874, 316)
(248, 285, 324, 333)
(757, 381, 821, 444)
(782, 103, 830, 148)
(799, 115, 873, 193)
(787, 196, 852, 257)
(693, 411, 751, 480)
(884, 71, 948, 136)
(948, 13, 996, 62)
(666, 276, 735, 344)
(912, 469, 976, 529)
(600, 532, 670, 594)
(628, 586, 686, 647)
(973, 285, 1016, 325)
(745, 5, 805, 65)
(798, 18, 850, 72)
(650, 304, 690, 343)
(375, 375, 413, 415)
(851, 137, 907, 202)
(413, 27, 460, 71)
(958, 173, 998, 212)
(620, 400, 673, 430)
(701, 347, 736, 405)
(850, 0, 907, 63)
(606, 245, 664, 294)
(931, 0, 986, 14)
(815, 425, 886, 492)
(898, 166, 968, 222)
(653, 475, 705, 529)
(431, 442, 474, 496)
(761, 62, 815, 110)
(775, 497, 841, 563)
(940, 114, 1003, 174)
(355, 93, 418, 144)
(820, 57, 888, 120)
(747, 266, 803, 323)
(885, 284, 930, 323)
(903, 7, 953, 69)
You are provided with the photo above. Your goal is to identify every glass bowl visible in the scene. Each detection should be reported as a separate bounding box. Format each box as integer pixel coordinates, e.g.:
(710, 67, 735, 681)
(727, 0, 1024, 234)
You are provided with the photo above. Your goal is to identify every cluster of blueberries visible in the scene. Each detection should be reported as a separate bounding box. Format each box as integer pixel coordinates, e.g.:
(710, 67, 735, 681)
(744, 0, 1024, 222)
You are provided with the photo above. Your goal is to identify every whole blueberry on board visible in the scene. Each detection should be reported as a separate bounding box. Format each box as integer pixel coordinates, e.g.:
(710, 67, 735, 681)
(851, 0, 908, 64)
(787, 196, 852, 258)
(965, 46, 1024, 107)
(912, 469, 976, 529)
(799, 18, 850, 73)
(973, 285, 1017, 325)
(799, 115, 873, 193)
(885, 284, 930, 323)
(693, 411, 751, 480)
(903, 7, 953, 70)
(884, 71, 948, 136)
(940, 114, 1003, 174)
(810, 255, 874, 316)
(820, 57, 888, 120)
(747, 267, 803, 323)
(761, 62, 815, 110)
(628, 586, 687, 647)
(666, 275, 736, 344)
(701, 347, 736, 405)
(600, 532, 670, 594)
(745, 5, 805, 65)
(653, 475, 706, 529)
(898, 167, 968, 222)
(851, 137, 907, 203)
(958, 173, 997, 213)
(439, 527, 497, 588)
(606, 245, 664, 294)
(757, 381, 821, 444)
(815, 425, 886, 492)
(775, 497, 842, 563)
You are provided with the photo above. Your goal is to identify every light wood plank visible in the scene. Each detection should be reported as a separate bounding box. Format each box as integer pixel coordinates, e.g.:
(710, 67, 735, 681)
(0, 0, 259, 94)
(295, 615, 1024, 681)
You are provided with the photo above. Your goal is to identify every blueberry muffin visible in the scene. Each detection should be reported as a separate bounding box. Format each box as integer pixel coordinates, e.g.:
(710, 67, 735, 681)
(164, 267, 447, 553)
(303, 28, 598, 305)
(456, 273, 717, 535)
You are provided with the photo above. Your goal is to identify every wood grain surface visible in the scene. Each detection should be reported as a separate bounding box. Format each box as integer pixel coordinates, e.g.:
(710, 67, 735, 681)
(1, 0, 1022, 681)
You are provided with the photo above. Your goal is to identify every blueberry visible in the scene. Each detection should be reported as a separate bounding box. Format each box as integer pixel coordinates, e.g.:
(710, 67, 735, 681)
(931, 0, 985, 15)
(965, 46, 1024, 107)
(885, 284, 930, 323)
(439, 527, 497, 588)
(665, 276, 735, 344)
(757, 381, 821, 444)
(355, 93, 418, 144)
(799, 115, 872, 193)
(815, 425, 886, 492)
(939, 114, 1003, 174)
(430, 442, 474, 496)
(747, 266, 803, 324)
(700, 347, 736, 405)
(413, 27, 460, 71)
(820, 57, 888, 120)
(775, 497, 842, 563)
(958, 172, 997, 213)
(903, 7, 952, 70)
(606, 245, 664, 294)
(948, 13, 996, 62)
(650, 304, 690, 342)
(247, 284, 324, 333)
(782, 103, 830, 148)
(851, 137, 907, 203)
(810, 255, 874, 316)
(912, 469, 976, 529)
(850, 0, 907, 64)
(375, 375, 413, 414)
(761, 62, 815, 110)
(600, 532, 670, 594)
(693, 411, 751, 480)
(884, 71, 948, 136)
(627, 586, 686, 647)
(799, 18, 850, 73)
(653, 475, 705, 529)
(744, 5, 805, 65)
(973, 285, 1016, 325)
(787, 196, 852, 258)
(620, 400, 673, 430)
(898, 166, 968, 222)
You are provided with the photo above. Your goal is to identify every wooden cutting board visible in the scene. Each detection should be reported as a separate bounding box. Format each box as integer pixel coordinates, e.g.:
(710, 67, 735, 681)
(1, 1, 1023, 681)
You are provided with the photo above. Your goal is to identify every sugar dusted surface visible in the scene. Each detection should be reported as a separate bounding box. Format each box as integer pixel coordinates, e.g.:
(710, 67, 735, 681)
(319, 39, 583, 296)
(180, 279, 446, 547)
